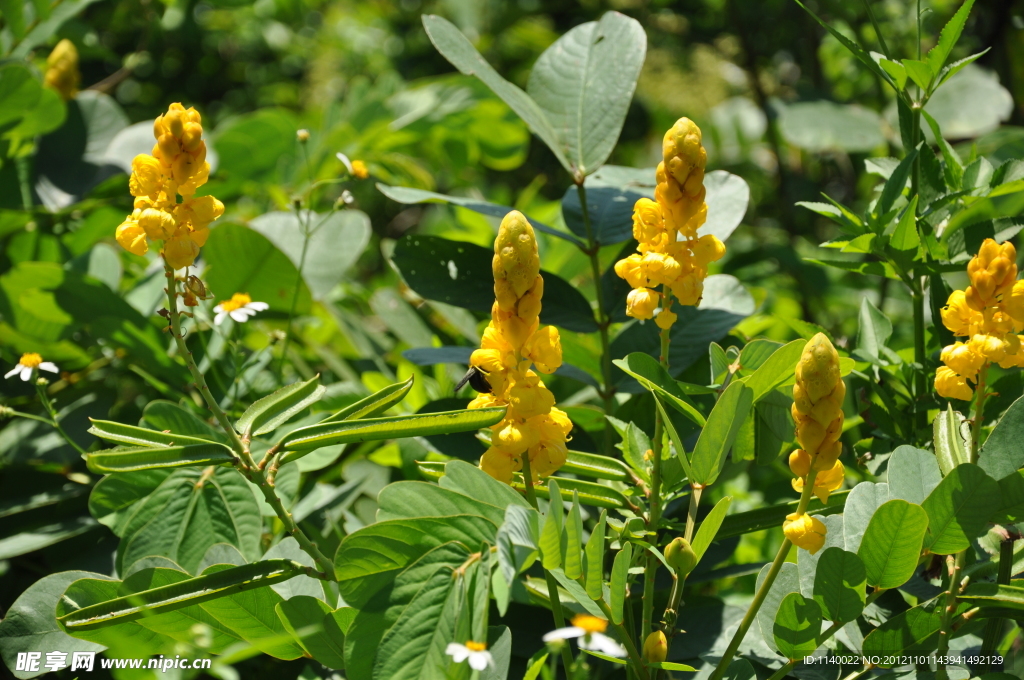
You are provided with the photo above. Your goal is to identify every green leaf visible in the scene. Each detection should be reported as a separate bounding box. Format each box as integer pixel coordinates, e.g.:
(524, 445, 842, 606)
(902, 59, 934, 92)
(334, 516, 495, 608)
(236, 375, 326, 437)
(613, 353, 705, 427)
(648, 662, 698, 671)
(0, 571, 107, 680)
(778, 101, 885, 153)
(376, 183, 580, 246)
(925, 65, 1013, 140)
(249, 210, 371, 300)
(812, 548, 867, 624)
(874, 148, 918, 223)
(887, 445, 943, 505)
(322, 375, 413, 424)
(713, 492, 849, 540)
(279, 407, 506, 459)
(204, 223, 311, 314)
(978, 396, 1024, 481)
(689, 382, 754, 486)
(857, 499, 929, 589)
(690, 496, 732, 565)
(922, 110, 963, 189)
(609, 542, 632, 624)
(439, 460, 532, 511)
(562, 184, 645, 245)
(540, 480, 564, 570)
(563, 493, 584, 579)
(889, 195, 921, 251)
(57, 561, 302, 630)
(115, 467, 261, 575)
(421, 14, 570, 172)
(377, 481, 508, 527)
(581, 649, 628, 665)
(934, 404, 970, 476)
(756, 562, 800, 654)
(959, 583, 1024, 611)
(584, 511, 607, 600)
(87, 419, 215, 448)
(275, 596, 346, 669)
(84, 443, 236, 474)
(921, 463, 1001, 554)
(926, 0, 977, 74)
(548, 568, 605, 618)
(796, 200, 865, 236)
(511, 475, 630, 510)
(391, 234, 597, 332)
(773, 592, 823, 661)
(741, 340, 804, 402)
(525, 11, 646, 178)
(654, 396, 693, 483)
(843, 482, 890, 553)
(855, 296, 894, 364)
(862, 603, 944, 662)
(879, 58, 908, 90)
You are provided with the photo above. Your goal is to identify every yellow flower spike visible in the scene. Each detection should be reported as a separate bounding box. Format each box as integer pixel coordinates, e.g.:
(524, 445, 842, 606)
(788, 450, 811, 478)
(493, 210, 540, 303)
(522, 326, 562, 374)
(643, 631, 668, 664)
(44, 39, 80, 101)
(783, 512, 827, 554)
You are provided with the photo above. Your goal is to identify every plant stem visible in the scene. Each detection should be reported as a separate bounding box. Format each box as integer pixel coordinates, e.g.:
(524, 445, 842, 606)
(662, 486, 703, 648)
(278, 207, 312, 381)
(935, 554, 965, 680)
(596, 598, 651, 680)
(971, 363, 990, 463)
(709, 474, 819, 680)
(684, 485, 702, 543)
(575, 182, 616, 454)
(980, 537, 1014, 671)
(31, 385, 87, 455)
(911, 283, 927, 432)
(163, 267, 335, 579)
(520, 453, 575, 676)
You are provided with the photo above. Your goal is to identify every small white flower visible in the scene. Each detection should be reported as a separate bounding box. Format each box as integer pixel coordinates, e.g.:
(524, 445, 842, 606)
(5, 353, 59, 382)
(446, 641, 494, 671)
(213, 293, 269, 325)
(542, 614, 627, 658)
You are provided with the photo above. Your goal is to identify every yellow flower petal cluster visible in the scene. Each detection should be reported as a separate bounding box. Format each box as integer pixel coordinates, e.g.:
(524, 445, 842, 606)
(614, 118, 726, 327)
(115, 103, 224, 270)
(783, 512, 827, 555)
(44, 40, 80, 101)
(936, 238, 1024, 400)
(786, 333, 845, 553)
(470, 210, 570, 484)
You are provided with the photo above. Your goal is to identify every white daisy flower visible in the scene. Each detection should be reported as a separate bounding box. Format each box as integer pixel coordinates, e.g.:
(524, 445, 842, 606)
(213, 293, 269, 325)
(445, 640, 494, 671)
(5, 353, 59, 382)
(336, 152, 354, 175)
(543, 614, 627, 657)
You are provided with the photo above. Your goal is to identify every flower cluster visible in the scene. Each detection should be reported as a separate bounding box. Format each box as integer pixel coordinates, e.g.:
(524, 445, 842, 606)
(783, 333, 845, 554)
(115, 103, 224, 270)
(44, 40, 79, 101)
(468, 210, 570, 484)
(935, 238, 1024, 401)
(614, 118, 726, 329)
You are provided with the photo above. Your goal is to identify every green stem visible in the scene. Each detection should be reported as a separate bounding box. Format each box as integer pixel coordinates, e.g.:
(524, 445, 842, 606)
(596, 598, 651, 680)
(164, 267, 335, 579)
(32, 384, 86, 455)
(710, 473, 819, 680)
(15, 156, 32, 210)
(575, 182, 616, 454)
(981, 537, 1014, 671)
(662, 486, 703, 647)
(935, 554, 965, 680)
(520, 453, 575, 676)
(971, 363, 990, 463)
(278, 207, 312, 381)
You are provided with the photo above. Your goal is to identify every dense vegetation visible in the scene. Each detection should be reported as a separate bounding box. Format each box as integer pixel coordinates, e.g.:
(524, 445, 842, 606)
(2, 1, 1024, 679)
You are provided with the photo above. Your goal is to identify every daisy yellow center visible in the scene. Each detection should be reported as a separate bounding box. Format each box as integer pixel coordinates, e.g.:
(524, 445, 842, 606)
(571, 614, 608, 634)
(19, 353, 43, 368)
(219, 293, 252, 312)
(464, 641, 487, 652)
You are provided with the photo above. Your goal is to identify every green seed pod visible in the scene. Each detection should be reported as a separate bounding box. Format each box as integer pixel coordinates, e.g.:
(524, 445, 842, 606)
(664, 537, 697, 576)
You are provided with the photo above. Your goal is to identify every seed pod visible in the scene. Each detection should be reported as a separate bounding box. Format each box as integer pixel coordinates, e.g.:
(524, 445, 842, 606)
(664, 537, 697, 577)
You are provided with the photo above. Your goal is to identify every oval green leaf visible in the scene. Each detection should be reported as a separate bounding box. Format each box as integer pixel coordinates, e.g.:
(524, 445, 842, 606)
(857, 499, 929, 589)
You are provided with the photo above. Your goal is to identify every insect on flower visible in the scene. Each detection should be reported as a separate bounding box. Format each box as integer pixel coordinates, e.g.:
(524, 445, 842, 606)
(454, 365, 493, 394)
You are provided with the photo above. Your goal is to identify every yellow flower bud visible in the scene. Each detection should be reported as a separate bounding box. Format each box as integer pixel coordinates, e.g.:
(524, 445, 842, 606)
(493, 210, 540, 301)
(507, 373, 556, 420)
(655, 308, 677, 330)
(939, 342, 984, 380)
(642, 251, 682, 287)
(632, 198, 664, 243)
(795, 333, 842, 403)
(138, 207, 177, 240)
(614, 254, 648, 289)
(642, 631, 668, 664)
(783, 512, 827, 554)
(789, 450, 811, 477)
(44, 39, 80, 100)
(935, 366, 973, 401)
(626, 287, 660, 320)
(692, 234, 726, 266)
(664, 537, 697, 576)
(480, 447, 518, 484)
(528, 439, 567, 480)
(522, 326, 562, 374)
(116, 220, 148, 256)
